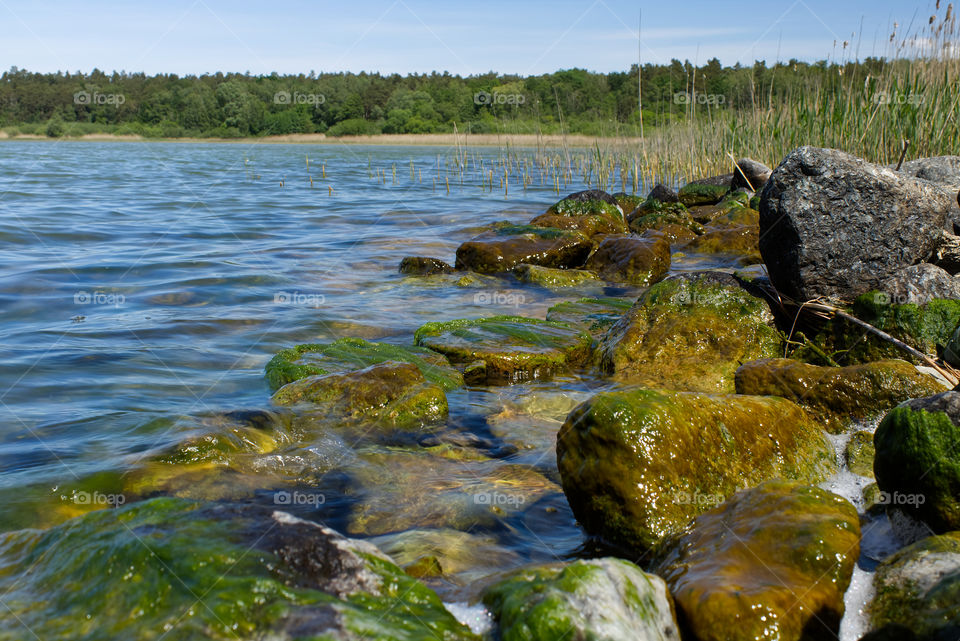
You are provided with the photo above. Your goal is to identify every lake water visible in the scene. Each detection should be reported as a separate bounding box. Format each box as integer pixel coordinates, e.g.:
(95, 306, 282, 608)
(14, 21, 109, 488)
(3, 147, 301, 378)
(0, 140, 879, 638)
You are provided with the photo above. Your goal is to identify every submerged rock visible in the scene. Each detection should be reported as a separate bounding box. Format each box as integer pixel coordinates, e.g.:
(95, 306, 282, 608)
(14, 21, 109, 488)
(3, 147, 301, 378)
(874, 391, 960, 532)
(556, 388, 836, 551)
(271, 362, 449, 429)
(655, 480, 859, 641)
(265, 337, 462, 391)
(346, 447, 560, 536)
(596, 272, 780, 393)
(511, 263, 603, 289)
(734, 358, 946, 432)
(730, 157, 772, 191)
(0, 498, 477, 640)
(583, 233, 671, 286)
(869, 531, 960, 638)
(545, 297, 633, 338)
(414, 316, 592, 385)
(399, 256, 455, 275)
(759, 146, 955, 301)
(455, 224, 593, 274)
(482, 558, 680, 641)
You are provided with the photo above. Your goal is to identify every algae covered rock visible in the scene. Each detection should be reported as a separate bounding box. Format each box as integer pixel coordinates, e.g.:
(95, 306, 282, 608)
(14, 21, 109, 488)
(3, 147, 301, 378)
(655, 480, 860, 641)
(482, 558, 680, 641)
(265, 337, 463, 391)
(414, 316, 593, 385)
(544, 189, 625, 224)
(399, 256, 454, 275)
(846, 429, 876, 477)
(596, 272, 780, 393)
(678, 181, 730, 207)
(271, 362, 449, 429)
(546, 297, 633, 338)
(511, 263, 603, 289)
(0, 497, 477, 641)
(869, 531, 960, 638)
(734, 358, 946, 432)
(584, 233, 671, 286)
(455, 224, 593, 274)
(874, 391, 960, 532)
(556, 388, 836, 551)
(797, 292, 960, 365)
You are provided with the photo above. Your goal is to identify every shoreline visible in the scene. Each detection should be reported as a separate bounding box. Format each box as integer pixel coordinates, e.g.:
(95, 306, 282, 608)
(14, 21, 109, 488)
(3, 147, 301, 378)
(0, 131, 643, 147)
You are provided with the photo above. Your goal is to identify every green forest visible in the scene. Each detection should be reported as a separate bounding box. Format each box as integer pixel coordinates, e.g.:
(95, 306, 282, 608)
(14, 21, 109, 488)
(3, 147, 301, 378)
(0, 57, 893, 139)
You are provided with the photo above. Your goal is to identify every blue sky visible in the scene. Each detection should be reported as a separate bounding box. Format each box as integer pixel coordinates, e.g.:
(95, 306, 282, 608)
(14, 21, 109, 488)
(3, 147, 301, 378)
(0, 1, 940, 76)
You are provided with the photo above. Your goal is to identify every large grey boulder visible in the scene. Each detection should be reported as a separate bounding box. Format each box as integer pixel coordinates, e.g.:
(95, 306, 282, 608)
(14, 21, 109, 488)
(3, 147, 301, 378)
(759, 147, 956, 301)
(896, 155, 960, 190)
(879, 263, 960, 304)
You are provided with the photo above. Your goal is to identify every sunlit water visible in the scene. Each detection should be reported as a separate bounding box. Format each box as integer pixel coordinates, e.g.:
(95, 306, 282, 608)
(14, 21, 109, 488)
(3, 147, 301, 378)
(0, 140, 902, 634)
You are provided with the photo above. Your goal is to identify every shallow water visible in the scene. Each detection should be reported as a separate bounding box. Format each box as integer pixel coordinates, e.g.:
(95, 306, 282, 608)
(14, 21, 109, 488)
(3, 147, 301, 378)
(0, 140, 891, 636)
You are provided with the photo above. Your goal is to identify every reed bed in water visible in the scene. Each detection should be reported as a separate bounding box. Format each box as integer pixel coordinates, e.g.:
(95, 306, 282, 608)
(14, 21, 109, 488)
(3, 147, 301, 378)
(253, 7, 959, 197)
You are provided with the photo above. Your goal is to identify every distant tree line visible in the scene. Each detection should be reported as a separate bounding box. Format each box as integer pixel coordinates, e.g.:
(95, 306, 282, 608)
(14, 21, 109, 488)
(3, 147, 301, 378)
(0, 58, 890, 138)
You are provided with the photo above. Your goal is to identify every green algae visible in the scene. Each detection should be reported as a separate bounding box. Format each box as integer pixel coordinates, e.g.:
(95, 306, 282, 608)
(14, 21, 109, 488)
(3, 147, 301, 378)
(0, 497, 477, 641)
(483, 558, 679, 641)
(678, 183, 729, 207)
(556, 388, 836, 551)
(735, 358, 946, 433)
(511, 263, 603, 289)
(546, 297, 633, 338)
(414, 315, 593, 385)
(265, 337, 462, 391)
(875, 405, 960, 531)
(596, 275, 780, 393)
(655, 480, 860, 641)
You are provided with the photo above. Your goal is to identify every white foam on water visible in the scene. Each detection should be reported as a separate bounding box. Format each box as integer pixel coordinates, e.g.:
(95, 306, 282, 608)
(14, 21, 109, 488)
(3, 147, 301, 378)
(444, 602, 494, 635)
(820, 423, 906, 641)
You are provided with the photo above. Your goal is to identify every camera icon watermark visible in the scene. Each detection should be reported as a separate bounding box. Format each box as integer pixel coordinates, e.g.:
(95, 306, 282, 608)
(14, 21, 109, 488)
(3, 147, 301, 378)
(473, 290, 525, 308)
(74, 91, 125, 106)
(473, 491, 526, 507)
(72, 490, 126, 506)
(673, 92, 725, 106)
(274, 91, 326, 107)
(74, 291, 125, 307)
(871, 291, 910, 306)
(474, 91, 525, 106)
(274, 490, 325, 506)
(877, 491, 925, 506)
(274, 291, 326, 307)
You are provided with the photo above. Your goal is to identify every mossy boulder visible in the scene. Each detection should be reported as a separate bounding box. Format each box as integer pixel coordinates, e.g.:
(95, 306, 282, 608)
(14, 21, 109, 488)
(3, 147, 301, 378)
(0, 497, 477, 641)
(414, 316, 593, 385)
(455, 224, 593, 274)
(611, 191, 646, 213)
(846, 429, 876, 477)
(545, 189, 626, 225)
(678, 182, 729, 207)
(842, 293, 960, 361)
(556, 388, 836, 551)
(596, 272, 781, 393)
(271, 362, 449, 429)
(546, 297, 633, 338)
(265, 337, 463, 391)
(528, 212, 627, 237)
(399, 256, 454, 275)
(869, 531, 960, 638)
(512, 263, 603, 289)
(874, 391, 960, 532)
(654, 480, 860, 641)
(482, 558, 680, 641)
(734, 358, 947, 433)
(583, 234, 671, 286)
